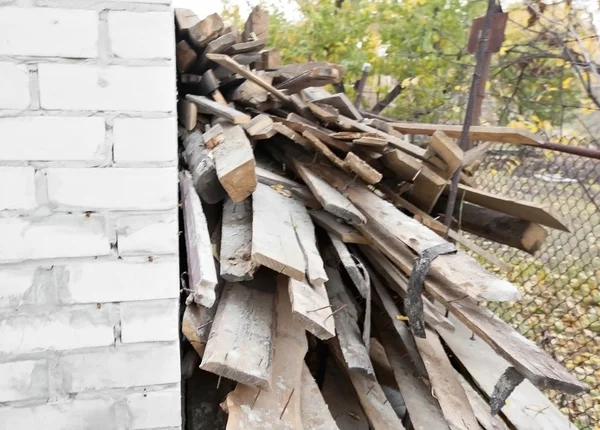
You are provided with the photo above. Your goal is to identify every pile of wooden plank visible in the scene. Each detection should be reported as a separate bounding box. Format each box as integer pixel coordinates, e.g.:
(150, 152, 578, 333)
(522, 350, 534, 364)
(176, 7, 586, 429)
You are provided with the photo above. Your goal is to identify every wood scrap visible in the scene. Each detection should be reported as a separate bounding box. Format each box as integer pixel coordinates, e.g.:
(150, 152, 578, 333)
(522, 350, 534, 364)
(312, 93, 363, 121)
(427, 130, 463, 178)
(300, 364, 340, 430)
(188, 13, 224, 49)
(344, 152, 383, 185)
(226, 39, 267, 55)
(457, 373, 511, 430)
(176, 40, 197, 73)
(175, 8, 200, 34)
(272, 122, 311, 148)
(178, 99, 197, 131)
(196, 32, 237, 73)
(243, 114, 274, 138)
(260, 49, 282, 70)
(352, 136, 387, 149)
(220, 197, 258, 282)
(243, 5, 269, 42)
(255, 165, 319, 208)
(186, 95, 251, 124)
(310, 210, 369, 245)
(288, 277, 335, 340)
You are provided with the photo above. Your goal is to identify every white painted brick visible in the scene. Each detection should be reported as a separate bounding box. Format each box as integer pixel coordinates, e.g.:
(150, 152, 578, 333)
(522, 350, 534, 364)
(0, 307, 114, 355)
(0, 266, 53, 308)
(61, 344, 180, 392)
(0, 360, 48, 402)
(116, 213, 178, 256)
(127, 387, 181, 429)
(0, 117, 106, 162)
(0, 62, 30, 109)
(109, 12, 174, 59)
(0, 399, 117, 430)
(113, 117, 177, 164)
(0, 7, 97, 57)
(121, 300, 179, 344)
(38, 64, 175, 112)
(61, 260, 178, 304)
(46, 167, 177, 211)
(0, 215, 110, 264)
(0, 166, 36, 210)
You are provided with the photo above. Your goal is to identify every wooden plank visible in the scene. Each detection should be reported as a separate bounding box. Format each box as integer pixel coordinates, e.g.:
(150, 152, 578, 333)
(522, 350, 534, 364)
(178, 99, 197, 131)
(255, 165, 318, 208)
(368, 338, 400, 390)
(226, 38, 267, 55)
(207, 53, 290, 102)
(307, 102, 339, 123)
(457, 373, 511, 430)
(212, 124, 257, 203)
(176, 40, 197, 73)
(261, 49, 282, 70)
(310, 210, 369, 244)
(243, 5, 269, 41)
(390, 122, 544, 146)
(302, 130, 347, 171)
(175, 8, 199, 33)
(244, 114, 274, 138)
(312, 93, 363, 121)
(186, 95, 251, 124)
(188, 13, 224, 49)
(344, 152, 383, 185)
(202, 124, 224, 149)
(438, 316, 579, 429)
(428, 131, 463, 178)
(220, 197, 258, 282)
(300, 364, 340, 430)
(196, 32, 237, 72)
(251, 183, 306, 281)
(232, 75, 272, 106)
(352, 136, 387, 148)
(288, 277, 335, 340)
(180, 171, 218, 307)
(182, 296, 221, 357)
(305, 126, 352, 152)
(456, 184, 569, 231)
(304, 160, 520, 301)
(223, 276, 306, 428)
(272, 123, 311, 148)
(414, 327, 479, 430)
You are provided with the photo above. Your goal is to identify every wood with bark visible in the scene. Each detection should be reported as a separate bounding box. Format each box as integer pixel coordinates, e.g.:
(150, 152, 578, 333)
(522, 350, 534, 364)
(178, 99, 197, 131)
(220, 197, 258, 281)
(288, 277, 335, 340)
(300, 364, 340, 429)
(186, 95, 251, 124)
(180, 171, 219, 307)
(310, 210, 369, 244)
(223, 276, 306, 428)
(243, 5, 269, 42)
(212, 124, 257, 202)
(201, 280, 275, 391)
(344, 152, 383, 185)
(251, 183, 307, 281)
(312, 93, 363, 121)
(188, 13, 224, 49)
(176, 40, 197, 73)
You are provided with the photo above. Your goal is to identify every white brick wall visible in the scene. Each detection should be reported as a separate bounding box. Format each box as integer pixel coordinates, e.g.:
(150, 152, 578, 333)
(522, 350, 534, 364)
(0, 62, 30, 109)
(39, 64, 175, 112)
(0, 166, 37, 210)
(0, 117, 106, 161)
(109, 12, 174, 59)
(0, 1, 180, 426)
(0, 8, 98, 58)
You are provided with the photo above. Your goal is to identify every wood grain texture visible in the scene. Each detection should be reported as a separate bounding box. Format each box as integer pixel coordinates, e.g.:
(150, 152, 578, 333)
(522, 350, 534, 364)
(251, 183, 306, 281)
(201, 281, 275, 391)
(220, 197, 258, 281)
(312, 93, 363, 121)
(181, 291, 221, 357)
(300, 364, 340, 429)
(180, 171, 218, 307)
(176, 40, 197, 73)
(457, 373, 510, 430)
(255, 165, 319, 208)
(310, 210, 369, 244)
(188, 12, 223, 49)
(288, 277, 335, 340)
(428, 130, 463, 178)
(344, 152, 383, 185)
(186, 94, 251, 125)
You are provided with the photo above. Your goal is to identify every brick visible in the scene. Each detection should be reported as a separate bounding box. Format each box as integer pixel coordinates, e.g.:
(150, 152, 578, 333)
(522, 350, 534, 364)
(38, 64, 175, 112)
(61, 343, 180, 392)
(0, 266, 53, 309)
(126, 388, 181, 429)
(0, 360, 48, 402)
(0, 215, 110, 264)
(0, 7, 97, 57)
(116, 213, 178, 256)
(0, 399, 117, 430)
(46, 168, 177, 211)
(109, 11, 174, 59)
(0, 166, 36, 210)
(60, 260, 179, 304)
(0, 117, 106, 162)
(121, 300, 179, 344)
(113, 117, 177, 164)
(0, 307, 114, 355)
(0, 62, 30, 109)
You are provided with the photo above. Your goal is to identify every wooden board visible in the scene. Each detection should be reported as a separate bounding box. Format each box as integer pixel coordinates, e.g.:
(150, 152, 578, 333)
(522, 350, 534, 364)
(186, 94, 251, 124)
(272, 122, 311, 148)
(414, 328, 479, 429)
(182, 296, 221, 357)
(312, 93, 363, 121)
(251, 183, 306, 281)
(175, 8, 199, 33)
(456, 184, 569, 231)
(232, 75, 272, 106)
(457, 373, 510, 430)
(390, 122, 544, 146)
(224, 276, 306, 428)
(178, 99, 197, 131)
(353, 136, 388, 148)
(310, 210, 369, 244)
(288, 277, 335, 340)
(255, 165, 318, 208)
(188, 13, 224, 49)
(220, 197, 258, 281)
(212, 124, 257, 203)
(176, 40, 197, 73)
(180, 171, 218, 307)
(344, 152, 383, 185)
(438, 316, 579, 429)
(428, 130, 463, 178)
(303, 130, 347, 171)
(243, 5, 269, 41)
(226, 38, 267, 55)
(201, 281, 275, 391)
(300, 364, 340, 429)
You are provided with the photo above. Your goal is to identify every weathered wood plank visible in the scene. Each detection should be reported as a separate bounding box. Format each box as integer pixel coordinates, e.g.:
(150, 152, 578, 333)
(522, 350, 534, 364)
(310, 210, 369, 245)
(180, 171, 218, 307)
(178, 99, 197, 131)
(201, 281, 275, 391)
(457, 373, 510, 430)
(251, 183, 306, 281)
(226, 38, 267, 55)
(176, 40, 197, 73)
(244, 114, 274, 138)
(272, 122, 311, 148)
(352, 136, 388, 148)
(182, 295, 221, 357)
(186, 95, 251, 124)
(175, 8, 199, 34)
(302, 130, 347, 171)
(300, 364, 340, 430)
(288, 277, 335, 340)
(255, 165, 319, 208)
(213, 124, 257, 203)
(427, 130, 463, 178)
(220, 197, 258, 282)
(344, 152, 383, 185)
(243, 5, 269, 41)
(188, 13, 224, 49)
(312, 93, 363, 121)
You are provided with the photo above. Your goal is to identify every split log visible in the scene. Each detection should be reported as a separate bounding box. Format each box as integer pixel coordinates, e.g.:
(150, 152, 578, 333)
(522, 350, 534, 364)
(288, 277, 335, 340)
(300, 364, 340, 430)
(212, 124, 257, 202)
(186, 95, 251, 124)
(310, 210, 369, 244)
(188, 13, 224, 49)
(220, 197, 258, 281)
(176, 40, 197, 73)
(457, 373, 510, 430)
(224, 276, 306, 428)
(178, 99, 197, 131)
(251, 183, 306, 281)
(312, 93, 363, 121)
(243, 5, 269, 41)
(344, 152, 383, 185)
(180, 171, 218, 307)
(201, 280, 275, 391)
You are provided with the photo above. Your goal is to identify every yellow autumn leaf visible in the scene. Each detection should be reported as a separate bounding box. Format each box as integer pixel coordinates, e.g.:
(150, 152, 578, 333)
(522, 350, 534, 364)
(535, 94, 543, 101)
(490, 169, 498, 175)
(395, 314, 409, 321)
(530, 125, 539, 133)
(562, 77, 573, 89)
(410, 76, 420, 86)
(454, 85, 461, 91)
(485, 80, 491, 90)
(401, 77, 412, 88)
(532, 115, 541, 123)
